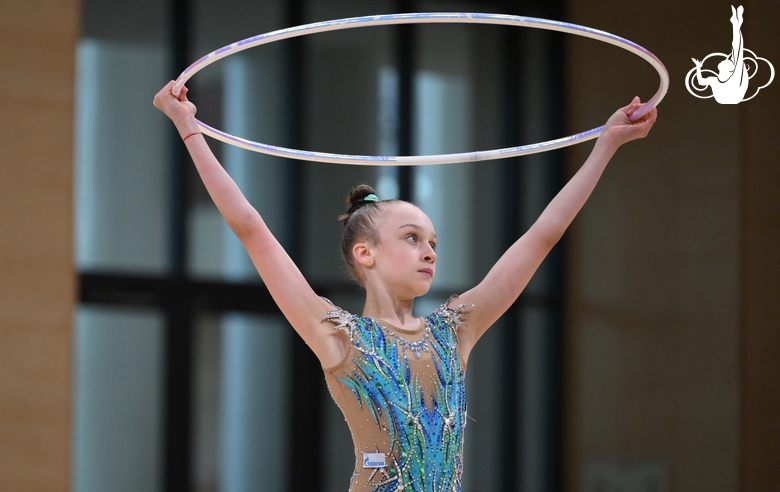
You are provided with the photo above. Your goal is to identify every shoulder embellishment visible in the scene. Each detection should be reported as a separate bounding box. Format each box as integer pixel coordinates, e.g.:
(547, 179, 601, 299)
(434, 294, 473, 330)
(320, 297, 356, 333)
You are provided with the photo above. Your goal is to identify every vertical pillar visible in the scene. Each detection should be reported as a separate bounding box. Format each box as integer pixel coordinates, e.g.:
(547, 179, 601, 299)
(517, 26, 565, 492)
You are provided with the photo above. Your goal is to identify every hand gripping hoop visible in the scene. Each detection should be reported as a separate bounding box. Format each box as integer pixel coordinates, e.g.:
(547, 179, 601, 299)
(174, 12, 668, 166)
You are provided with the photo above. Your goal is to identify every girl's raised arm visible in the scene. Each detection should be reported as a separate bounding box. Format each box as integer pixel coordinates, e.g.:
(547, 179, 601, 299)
(455, 97, 658, 363)
(153, 81, 345, 368)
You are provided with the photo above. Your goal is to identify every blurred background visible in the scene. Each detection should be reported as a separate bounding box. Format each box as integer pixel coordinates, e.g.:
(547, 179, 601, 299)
(1, 0, 777, 491)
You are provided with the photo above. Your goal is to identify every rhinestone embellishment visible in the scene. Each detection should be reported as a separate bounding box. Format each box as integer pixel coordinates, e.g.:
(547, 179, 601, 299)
(381, 323, 430, 359)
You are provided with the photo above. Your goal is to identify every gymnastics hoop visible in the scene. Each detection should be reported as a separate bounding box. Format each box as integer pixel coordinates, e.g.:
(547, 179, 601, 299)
(174, 12, 668, 166)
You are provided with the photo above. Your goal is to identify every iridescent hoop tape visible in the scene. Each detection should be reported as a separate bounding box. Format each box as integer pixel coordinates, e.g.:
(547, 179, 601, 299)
(174, 12, 668, 166)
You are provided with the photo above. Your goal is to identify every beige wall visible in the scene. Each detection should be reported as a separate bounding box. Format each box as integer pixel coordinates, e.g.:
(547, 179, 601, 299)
(0, 0, 79, 490)
(564, 1, 778, 491)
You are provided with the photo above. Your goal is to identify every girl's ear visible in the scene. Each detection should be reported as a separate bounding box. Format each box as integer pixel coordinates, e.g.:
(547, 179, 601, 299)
(352, 241, 374, 268)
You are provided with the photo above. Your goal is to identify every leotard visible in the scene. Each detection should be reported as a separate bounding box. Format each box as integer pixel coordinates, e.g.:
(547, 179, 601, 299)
(322, 296, 471, 491)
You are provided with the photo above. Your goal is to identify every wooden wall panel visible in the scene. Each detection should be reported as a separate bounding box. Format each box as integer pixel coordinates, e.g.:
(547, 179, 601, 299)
(740, 1, 780, 490)
(0, 0, 79, 490)
(563, 1, 746, 491)
(565, 1, 780, 491)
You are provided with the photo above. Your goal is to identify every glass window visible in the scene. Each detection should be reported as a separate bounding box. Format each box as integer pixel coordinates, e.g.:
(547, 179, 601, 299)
(191, 312, 291, 491)
(75, 0, 172, 274)
(72, 306, 165, 492)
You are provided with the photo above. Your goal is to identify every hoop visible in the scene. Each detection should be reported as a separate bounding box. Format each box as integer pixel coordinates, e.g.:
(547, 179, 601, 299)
(174, 12, 668, 166)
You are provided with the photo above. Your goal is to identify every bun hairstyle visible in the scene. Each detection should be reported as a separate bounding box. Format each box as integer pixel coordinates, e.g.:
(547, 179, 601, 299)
(339, 184, 398, 284)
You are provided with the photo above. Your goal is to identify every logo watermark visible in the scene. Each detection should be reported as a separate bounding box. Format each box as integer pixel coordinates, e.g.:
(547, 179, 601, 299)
(685, 5, 774, 104)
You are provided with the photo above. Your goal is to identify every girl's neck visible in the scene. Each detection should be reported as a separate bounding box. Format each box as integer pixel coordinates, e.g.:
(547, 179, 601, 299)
(362, 289, 418, 330)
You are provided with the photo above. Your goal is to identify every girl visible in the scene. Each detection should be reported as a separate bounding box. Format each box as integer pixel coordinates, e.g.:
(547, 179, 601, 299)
(154, 81, 657, 491)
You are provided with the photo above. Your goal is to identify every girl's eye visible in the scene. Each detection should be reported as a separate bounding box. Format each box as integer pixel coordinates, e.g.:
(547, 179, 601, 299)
(406, 234, 417, 243)
(429, 242, 437, 251)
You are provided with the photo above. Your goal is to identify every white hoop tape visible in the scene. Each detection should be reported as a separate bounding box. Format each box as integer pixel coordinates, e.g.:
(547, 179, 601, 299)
(174, 12, 668, 166)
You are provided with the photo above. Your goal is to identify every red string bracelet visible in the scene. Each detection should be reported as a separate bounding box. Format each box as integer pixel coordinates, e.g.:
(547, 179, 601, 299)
(182, 131, 201, 142)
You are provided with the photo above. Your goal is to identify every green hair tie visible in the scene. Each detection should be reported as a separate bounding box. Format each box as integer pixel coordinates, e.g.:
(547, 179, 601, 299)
(363, 194, 380, 202)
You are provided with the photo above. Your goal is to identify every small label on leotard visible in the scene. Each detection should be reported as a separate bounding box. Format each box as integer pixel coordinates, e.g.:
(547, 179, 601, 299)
(362, 453, 386, 468)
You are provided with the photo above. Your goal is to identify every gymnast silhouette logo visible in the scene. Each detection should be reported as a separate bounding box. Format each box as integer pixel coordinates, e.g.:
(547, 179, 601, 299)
(685, 5, 774, 104)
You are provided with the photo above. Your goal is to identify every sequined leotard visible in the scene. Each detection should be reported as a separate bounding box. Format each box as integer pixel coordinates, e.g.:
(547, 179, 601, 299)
(322, 296, 470, 492)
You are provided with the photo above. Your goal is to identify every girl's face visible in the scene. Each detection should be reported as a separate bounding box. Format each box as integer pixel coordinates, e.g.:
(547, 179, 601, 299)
(370, 202, 437, 298)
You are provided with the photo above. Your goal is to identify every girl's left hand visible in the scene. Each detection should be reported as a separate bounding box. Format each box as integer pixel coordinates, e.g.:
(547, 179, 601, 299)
(601, 96, 658, 148)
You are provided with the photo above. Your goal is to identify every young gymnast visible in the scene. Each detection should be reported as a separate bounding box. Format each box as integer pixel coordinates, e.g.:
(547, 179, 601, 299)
(154, 81, 657, 491)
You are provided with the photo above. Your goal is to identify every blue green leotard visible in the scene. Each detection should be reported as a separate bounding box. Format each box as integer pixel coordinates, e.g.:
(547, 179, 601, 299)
(322, 296, 470, 491)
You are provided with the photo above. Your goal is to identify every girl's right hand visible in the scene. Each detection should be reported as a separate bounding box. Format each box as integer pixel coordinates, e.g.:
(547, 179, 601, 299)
(153, 80, 197, 129)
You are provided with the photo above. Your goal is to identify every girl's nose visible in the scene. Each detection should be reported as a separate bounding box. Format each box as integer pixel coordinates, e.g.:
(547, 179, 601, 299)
(423, 246, 436, 262)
